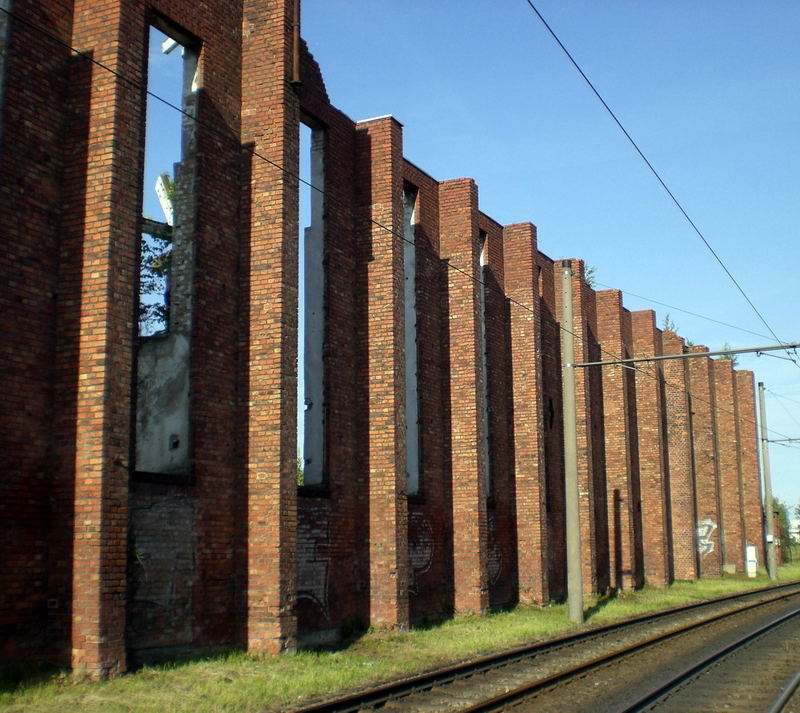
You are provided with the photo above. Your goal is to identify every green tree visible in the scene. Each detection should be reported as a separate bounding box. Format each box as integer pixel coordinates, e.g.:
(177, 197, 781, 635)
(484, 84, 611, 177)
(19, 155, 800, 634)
(774, 497, 795, 561)
(718, 341, 739, 367)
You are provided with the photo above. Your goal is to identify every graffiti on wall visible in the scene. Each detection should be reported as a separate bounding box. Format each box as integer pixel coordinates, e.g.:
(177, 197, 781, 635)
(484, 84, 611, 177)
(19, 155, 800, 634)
(697, 519, 717, 558)
(408, 512, 434, 594)
(297, 510, 331, 618)
(488, 511, 502, 585)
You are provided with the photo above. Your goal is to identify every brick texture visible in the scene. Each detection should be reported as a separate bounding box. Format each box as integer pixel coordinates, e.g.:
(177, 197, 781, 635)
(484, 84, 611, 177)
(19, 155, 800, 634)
(504, 223, 549, 604)
(1, 0, 768, 674)
(631, 311, 672, 587)
(596, 290, 643, 590)
(662, 331, 698, 581)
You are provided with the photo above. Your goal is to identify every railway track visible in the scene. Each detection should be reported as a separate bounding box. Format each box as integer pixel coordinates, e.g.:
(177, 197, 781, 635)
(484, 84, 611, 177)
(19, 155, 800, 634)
(291, 581, 800, 713)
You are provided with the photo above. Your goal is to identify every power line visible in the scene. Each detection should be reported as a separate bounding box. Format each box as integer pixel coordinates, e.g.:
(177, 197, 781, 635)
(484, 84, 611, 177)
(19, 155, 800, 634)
(4, 6, 794, 448)
(595, 282, 773, 342)
(522, 0, 797, 368)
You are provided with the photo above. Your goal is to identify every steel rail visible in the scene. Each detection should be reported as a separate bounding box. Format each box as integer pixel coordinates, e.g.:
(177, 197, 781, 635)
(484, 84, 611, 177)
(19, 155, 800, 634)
(458, 592, 800, 713)
(614, 607, 800, 713)
(767, 668, 800, 713)
(292, 582, 800, 713)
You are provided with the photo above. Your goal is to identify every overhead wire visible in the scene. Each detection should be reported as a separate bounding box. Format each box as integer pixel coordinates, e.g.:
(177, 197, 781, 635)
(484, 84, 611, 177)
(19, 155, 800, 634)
(521, 0, 798, 369)
(3, 5, 795, 447)
(594, 282, 774, 342)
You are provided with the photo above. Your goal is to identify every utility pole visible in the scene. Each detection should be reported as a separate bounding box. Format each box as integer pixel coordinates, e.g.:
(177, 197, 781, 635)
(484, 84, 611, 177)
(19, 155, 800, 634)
(560, 260, 583, 624)
(757, 381, 777, 580)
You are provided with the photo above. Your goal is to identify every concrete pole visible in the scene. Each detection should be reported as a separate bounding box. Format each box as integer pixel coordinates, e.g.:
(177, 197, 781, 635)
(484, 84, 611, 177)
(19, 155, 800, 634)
(757, 381, 777, 580)
(560, 260, 584, 623)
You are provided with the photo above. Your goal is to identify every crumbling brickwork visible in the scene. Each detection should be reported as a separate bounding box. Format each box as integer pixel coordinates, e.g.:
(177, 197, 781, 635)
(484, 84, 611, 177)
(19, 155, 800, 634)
(0, 0, 766, 678)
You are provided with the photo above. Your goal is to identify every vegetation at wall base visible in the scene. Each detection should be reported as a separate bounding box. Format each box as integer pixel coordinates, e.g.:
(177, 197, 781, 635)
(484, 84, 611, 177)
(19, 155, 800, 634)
(3, 563, 800, 713)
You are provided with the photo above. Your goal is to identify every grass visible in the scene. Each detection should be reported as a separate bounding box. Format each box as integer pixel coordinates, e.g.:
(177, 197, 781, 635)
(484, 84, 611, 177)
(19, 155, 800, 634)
(3, 562, 800, 713)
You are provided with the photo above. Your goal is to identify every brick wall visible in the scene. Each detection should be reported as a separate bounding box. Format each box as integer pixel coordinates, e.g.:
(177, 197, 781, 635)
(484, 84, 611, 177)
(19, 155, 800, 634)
(687, 347, 723, 577)
(1, 0, 769, 675)
(504, 223, 549, 604)
(662, 331, 698, 581)
(596, 290, 643, 590)
(631, 311, 672, 587)
(735, 371, 765, 567)
(712, 359, 746, 573)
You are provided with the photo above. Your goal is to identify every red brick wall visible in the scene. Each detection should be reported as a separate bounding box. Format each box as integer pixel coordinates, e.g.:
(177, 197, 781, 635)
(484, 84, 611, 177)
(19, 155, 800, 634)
(735, 371, 765, 567)
(403, 161, 454, 622)
(631, 311, 672, 587)
(480, 214, 517, 609)
(504, 223, 549, 604)
(439, 178, 489, 614)
(1, 0, 771, 674)
(355, 116, 409, 627)
(536, 252, 567, 599)
(0, 0, 74, 667)
(662, 331, 698, 581)
(712, 359, 746, 573)
(686, 347, 723, 576)
(596, 290, 643, 590)
(553, 259, 605, 594)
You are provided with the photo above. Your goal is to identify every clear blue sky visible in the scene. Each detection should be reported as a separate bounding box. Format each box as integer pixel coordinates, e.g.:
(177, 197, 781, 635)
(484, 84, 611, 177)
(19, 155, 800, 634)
(301, 1, 800, 508)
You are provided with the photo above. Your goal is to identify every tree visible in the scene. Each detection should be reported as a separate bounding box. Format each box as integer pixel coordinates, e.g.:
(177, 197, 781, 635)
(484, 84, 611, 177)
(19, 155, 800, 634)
(774, 497, 795, 561)
(139, 174, 174, 336)
(584, 264, 596, 288)
(662, 313, 677, 333)
(718, 341, 739, 367)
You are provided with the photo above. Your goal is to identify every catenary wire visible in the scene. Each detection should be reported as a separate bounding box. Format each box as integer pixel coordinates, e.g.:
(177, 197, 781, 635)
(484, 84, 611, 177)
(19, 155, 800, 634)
(521, 0, 798, 369)
(2, 5, 794, 445)
(594, 281, 774, 342)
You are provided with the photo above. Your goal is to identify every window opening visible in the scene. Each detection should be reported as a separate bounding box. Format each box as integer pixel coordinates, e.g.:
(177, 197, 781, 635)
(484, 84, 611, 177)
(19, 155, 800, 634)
(298, 120, 325, 486)
(479, 231, 492, 495)
(404, 186, 421, 495)
(135, 23, 199, 477)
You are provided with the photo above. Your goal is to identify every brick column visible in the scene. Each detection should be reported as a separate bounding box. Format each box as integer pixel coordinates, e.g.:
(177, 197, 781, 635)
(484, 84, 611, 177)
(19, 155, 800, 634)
(662, 331, 698, 581)
(56, 0, 143, 677)
(596, 290, 642, 590)
(736, 371, 765, 568)
(712, 359, 746, 573)
(686, 347, 723, 576)
(440, 178, 489, 613)
(554, 259, 601, 594)
(241, 0, 298, 651)
(631, 311, 671, 587)
(503, 223, 549, 604)
(355, 116, 409, 628)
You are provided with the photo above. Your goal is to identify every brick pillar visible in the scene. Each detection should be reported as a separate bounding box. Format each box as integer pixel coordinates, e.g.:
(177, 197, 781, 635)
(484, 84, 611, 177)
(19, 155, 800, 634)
(55, 0, 143, 677)
(241, 0, 298, 651)
(355, 116, 409, 628)
(736, 371, 765, 568)
(712, 359, 746, 573)
(440, 178, 489, 613)
(631, 311, 671, 587)
(503, 223, 549, 604)
(536, 255, 566, 598)
(662, 331, 698, 581)
(554, 259, 601, 594)
(596, 290, 642, 590)
(686, 347, 723, 576)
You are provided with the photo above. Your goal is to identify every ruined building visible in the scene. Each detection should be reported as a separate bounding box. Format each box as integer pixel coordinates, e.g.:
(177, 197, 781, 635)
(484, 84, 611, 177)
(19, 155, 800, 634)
(0, 0, 765, 678)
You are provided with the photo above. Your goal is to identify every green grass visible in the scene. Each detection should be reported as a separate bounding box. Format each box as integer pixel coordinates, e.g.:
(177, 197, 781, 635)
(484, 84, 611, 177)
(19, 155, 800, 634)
(3, 562, 799, 713)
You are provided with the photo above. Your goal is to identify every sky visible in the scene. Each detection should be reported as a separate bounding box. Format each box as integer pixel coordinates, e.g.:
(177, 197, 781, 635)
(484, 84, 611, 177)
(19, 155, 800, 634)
(139, 5, 800, 509)
(300, 1, 800, 507)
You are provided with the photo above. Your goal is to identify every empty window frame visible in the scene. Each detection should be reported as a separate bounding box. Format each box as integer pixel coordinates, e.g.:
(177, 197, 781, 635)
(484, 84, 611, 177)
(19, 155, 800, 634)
(298, 119, 326, 486)
(135, 21, 199, 478)
(478, 230, 492, 495)
(403, 185, 421, 495)
(138, 23, 199, 337)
